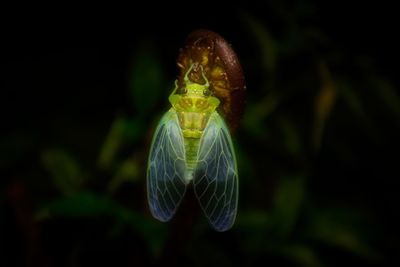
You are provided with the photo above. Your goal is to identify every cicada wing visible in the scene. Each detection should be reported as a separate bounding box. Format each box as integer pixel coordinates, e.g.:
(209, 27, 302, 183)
(193, 112, 238, 232)
(147, 109, 187, 222)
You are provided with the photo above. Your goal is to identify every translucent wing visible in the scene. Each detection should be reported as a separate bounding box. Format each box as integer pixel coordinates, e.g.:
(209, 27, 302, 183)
(147, 109, 187, 222)
(193, 112, 238, 232)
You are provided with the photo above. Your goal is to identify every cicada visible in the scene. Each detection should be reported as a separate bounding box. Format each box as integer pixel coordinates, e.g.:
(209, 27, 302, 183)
(147, 30, 245, 232)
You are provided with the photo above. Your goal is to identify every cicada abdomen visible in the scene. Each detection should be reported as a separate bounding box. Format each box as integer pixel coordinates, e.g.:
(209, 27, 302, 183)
(176, 29, 246, 132)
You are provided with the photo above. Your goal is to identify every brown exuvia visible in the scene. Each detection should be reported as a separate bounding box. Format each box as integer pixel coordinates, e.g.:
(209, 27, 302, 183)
(176, 29, 246, 132)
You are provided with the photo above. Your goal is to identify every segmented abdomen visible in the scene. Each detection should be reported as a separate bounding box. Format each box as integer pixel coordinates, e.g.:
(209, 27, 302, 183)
(184, 137, 200, 182)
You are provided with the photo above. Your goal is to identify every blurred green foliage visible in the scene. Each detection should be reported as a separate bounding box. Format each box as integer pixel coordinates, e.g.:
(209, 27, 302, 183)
(3, 3, 399, 267)
(41, 149, 84, 195)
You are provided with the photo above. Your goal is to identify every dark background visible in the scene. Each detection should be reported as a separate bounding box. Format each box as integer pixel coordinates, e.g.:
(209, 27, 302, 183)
(2, 2, 399, 266)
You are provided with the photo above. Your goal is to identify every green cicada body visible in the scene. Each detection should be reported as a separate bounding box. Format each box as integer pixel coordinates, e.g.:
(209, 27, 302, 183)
(147, 30, 245, 232)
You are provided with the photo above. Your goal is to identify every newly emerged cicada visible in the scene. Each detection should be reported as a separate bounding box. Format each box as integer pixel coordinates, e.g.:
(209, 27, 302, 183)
(147, 30, 245, 232)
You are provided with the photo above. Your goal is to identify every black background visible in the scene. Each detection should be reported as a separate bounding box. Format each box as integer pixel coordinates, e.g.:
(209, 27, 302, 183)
(3, 2, 399, 266)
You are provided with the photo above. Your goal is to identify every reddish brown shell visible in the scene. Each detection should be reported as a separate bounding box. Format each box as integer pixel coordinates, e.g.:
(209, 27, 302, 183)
(176, 29, 246, 132)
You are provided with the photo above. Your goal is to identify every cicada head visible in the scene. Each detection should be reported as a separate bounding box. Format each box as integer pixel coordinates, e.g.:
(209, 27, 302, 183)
(176, 29, 246, 132)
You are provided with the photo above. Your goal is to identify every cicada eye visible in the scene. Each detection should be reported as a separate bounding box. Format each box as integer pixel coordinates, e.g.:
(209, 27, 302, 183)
(180, 87, 188, 94)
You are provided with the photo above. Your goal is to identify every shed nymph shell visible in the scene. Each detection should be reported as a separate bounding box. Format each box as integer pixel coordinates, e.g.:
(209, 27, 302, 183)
(176, 29, 246, 132)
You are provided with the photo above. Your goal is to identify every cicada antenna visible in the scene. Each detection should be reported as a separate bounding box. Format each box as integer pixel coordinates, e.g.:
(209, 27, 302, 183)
(199, 65, 209, 88)
(184, 63, 195, 84)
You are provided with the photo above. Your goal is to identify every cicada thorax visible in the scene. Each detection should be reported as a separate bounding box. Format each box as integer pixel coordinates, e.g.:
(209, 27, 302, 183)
(176, 29, 246, 132)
